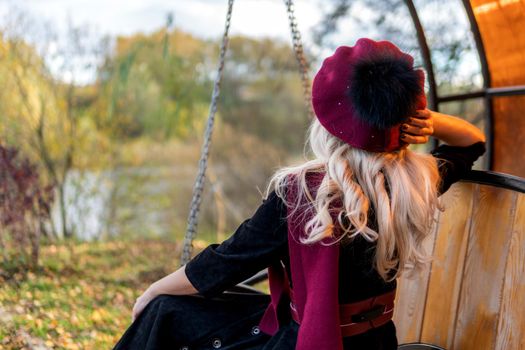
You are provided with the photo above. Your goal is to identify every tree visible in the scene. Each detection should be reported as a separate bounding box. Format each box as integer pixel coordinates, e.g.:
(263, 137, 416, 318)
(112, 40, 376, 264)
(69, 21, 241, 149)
(0, 12, 109, 238)
(93, 26, 214, 141)
(312, 0, 481, 94)
(218, 35, 312, 152)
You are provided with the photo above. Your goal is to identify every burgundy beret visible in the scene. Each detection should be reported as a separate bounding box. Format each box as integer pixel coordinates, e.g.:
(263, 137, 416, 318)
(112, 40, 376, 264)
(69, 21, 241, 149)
(312, 38, 427, 152)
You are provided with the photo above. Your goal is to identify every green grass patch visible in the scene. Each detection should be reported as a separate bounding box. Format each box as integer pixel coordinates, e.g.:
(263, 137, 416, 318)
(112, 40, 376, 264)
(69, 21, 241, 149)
(0, 239, 205, 350)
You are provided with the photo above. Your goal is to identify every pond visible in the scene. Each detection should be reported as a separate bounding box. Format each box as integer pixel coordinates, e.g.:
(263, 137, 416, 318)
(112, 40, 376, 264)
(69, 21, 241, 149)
(50, 165, 227, 242)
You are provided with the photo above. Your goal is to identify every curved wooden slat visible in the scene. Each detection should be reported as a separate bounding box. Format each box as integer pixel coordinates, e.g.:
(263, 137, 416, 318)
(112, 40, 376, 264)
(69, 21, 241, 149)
(494, 193, 525, 349)
(420, 183, 476, 347)
(452, 185, 517, 349)
(395, 181, 525, 350)
(393, 212, 439, 343)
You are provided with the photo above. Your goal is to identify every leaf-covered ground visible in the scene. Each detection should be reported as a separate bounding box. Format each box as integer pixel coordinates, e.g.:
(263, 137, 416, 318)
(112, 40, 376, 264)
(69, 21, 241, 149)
(0, 239, 210, 350)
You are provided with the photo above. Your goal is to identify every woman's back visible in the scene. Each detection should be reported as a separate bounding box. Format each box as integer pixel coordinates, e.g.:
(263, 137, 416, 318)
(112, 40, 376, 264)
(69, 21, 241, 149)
(113, 38, 486, 350)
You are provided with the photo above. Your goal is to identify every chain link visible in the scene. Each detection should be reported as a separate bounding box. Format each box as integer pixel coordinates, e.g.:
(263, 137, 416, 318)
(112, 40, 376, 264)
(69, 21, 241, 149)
(284, 0, 314, 119)
(180, 0, 234, 266)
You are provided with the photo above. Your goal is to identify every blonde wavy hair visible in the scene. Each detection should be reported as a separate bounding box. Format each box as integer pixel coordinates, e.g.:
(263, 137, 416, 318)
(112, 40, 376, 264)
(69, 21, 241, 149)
(266, 118, 442, 281)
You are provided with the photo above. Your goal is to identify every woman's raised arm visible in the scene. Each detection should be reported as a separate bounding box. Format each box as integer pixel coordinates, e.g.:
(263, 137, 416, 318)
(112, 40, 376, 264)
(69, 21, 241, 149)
(401, 109, 486, 147)
(431, 111, 486, 146)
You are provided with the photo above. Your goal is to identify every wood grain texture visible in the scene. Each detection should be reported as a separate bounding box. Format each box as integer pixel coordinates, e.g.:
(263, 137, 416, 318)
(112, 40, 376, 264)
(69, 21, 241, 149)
(393, 263, 430, 342)
(394, 182, 524, 349)
(453, 185, 517, 350)
(494, 193, 525, 350)
(393, 205, 441, 343)
(420, 182, 476, 348)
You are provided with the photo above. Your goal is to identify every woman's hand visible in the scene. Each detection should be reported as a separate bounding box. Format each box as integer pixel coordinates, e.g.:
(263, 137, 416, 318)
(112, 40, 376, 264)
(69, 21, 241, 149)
(400, 109, 434, 145)
(130, 266, 198, 322)
(132, 286, 158, 322)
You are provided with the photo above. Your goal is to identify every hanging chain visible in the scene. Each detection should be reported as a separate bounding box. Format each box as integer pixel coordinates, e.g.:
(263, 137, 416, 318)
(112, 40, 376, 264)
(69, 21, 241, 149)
(284, 0, 314, 119)
(180, 0, 234, 266)
(181, 0, 312, 265)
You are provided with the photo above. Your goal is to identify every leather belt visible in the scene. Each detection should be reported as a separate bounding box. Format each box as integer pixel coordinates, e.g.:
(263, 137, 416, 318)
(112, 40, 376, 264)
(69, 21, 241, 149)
(289, 289, 396, 337)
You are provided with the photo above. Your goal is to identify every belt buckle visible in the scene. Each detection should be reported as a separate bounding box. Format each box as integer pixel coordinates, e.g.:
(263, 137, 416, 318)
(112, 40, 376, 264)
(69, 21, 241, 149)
(350, 304, 386, 323)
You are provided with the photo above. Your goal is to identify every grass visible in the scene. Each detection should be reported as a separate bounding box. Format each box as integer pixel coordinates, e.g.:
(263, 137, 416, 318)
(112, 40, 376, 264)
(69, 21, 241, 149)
(0, 238, 213, 350)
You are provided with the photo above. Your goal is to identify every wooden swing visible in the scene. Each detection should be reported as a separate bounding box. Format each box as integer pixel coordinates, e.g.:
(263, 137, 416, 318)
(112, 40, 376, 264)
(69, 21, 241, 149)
(180, 1, 525, 349)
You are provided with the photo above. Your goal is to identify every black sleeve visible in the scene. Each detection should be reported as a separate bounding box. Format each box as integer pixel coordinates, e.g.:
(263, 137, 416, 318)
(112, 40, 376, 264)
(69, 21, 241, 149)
(185, 190, 288, 297)
(431, 141, 486, 195)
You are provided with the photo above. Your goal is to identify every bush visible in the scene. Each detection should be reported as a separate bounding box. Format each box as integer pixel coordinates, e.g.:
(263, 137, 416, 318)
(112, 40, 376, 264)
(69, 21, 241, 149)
(0, 144, 55, 271)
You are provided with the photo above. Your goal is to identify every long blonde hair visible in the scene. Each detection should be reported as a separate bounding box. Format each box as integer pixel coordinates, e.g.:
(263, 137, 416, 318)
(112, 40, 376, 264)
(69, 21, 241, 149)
(266, 118, 442, 281)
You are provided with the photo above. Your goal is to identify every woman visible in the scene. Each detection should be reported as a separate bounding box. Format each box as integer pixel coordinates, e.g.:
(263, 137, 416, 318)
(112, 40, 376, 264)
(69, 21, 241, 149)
(113, 38, 485, 350)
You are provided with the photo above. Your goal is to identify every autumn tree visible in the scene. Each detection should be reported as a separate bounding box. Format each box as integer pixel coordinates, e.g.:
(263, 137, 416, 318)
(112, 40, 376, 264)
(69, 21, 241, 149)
(0, 13, 109, 239)
(92, 27, 213, 141)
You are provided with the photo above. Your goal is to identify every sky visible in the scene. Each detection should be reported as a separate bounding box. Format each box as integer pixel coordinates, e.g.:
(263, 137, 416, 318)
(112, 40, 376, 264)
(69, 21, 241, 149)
(0, 0, 483, 87)
(0, 0, 324, 42)
(0, 0, 336, 83)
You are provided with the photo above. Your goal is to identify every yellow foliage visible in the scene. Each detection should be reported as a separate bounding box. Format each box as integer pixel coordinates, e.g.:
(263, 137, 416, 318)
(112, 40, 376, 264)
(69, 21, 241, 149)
(0, 36, 113, 173)
(115, 28, 204, 59)
(0, 38, 65, 162)
(90, 308, 108, 324)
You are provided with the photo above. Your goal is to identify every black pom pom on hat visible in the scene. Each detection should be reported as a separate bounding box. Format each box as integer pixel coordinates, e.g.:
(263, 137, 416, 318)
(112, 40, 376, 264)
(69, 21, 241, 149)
(347, 57, 424, 129)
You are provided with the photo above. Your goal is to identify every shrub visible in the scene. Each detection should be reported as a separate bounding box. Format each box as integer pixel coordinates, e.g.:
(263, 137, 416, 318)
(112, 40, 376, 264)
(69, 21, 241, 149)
(0, 144, 55, 271)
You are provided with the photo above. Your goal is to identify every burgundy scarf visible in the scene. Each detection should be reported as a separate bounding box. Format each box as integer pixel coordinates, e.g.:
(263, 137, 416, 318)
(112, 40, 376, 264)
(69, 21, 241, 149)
(259, 172, 344, 350)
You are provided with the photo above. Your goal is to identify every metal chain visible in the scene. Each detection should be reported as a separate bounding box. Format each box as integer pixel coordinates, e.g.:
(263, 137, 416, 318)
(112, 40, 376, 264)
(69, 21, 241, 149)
(284, 0, 314, 119)
(180, 0, 234, 266)
(181, 0, 312, 265)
